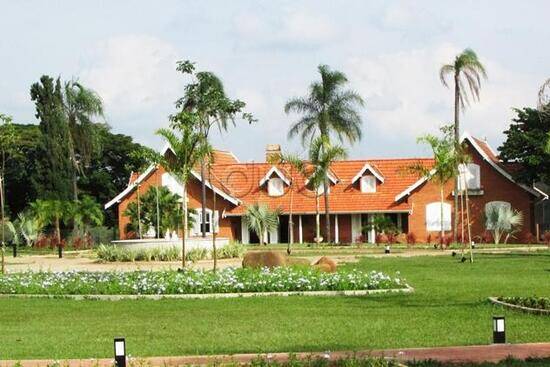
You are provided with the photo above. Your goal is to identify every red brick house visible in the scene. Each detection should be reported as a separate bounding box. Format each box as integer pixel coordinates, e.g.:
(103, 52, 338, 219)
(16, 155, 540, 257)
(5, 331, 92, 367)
(105, 133, 547, 244)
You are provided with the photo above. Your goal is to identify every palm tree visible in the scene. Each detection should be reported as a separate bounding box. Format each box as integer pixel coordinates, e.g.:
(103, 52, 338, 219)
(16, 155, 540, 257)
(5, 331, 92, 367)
(408, 127, 459, 255)
(486, 206, 523, 245)
(62, 80, 104, 201)
(285, 64, 364, 242)
(74, 195, 104, 238)
(31, 199, 72, 258)
(175, 61, 253, 239)
(440, 48, 487, 243)
(308, 136, 347, 244)
(244, 203, 281, 245)
(156, 117, 206, 268)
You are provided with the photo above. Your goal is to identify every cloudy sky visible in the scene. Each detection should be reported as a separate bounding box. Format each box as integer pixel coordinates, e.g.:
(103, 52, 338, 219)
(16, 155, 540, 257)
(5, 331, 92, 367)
(1, 1, 548, 161)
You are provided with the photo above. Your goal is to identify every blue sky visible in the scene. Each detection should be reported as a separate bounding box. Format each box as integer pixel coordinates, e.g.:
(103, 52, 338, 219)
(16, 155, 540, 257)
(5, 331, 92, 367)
(1, 1, 548, 161)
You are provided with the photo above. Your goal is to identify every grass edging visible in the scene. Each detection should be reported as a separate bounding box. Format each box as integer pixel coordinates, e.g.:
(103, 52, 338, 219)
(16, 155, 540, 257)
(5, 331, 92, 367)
(488, 297, 550, 315)
(0, 285, 414, 301)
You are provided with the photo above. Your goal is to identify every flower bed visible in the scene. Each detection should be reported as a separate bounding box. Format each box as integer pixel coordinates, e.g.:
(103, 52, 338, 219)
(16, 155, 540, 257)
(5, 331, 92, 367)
(0, 267, 407, 296)
(494, 296, 550, 313)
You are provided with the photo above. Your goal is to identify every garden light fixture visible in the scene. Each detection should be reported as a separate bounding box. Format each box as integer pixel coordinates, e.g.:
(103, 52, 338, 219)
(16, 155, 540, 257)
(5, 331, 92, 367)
(114, 337, 126, 367)
(493, 316, 505, 344)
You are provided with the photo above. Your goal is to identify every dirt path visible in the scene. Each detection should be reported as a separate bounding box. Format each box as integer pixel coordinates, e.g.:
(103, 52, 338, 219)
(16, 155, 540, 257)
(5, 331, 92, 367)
(5, 246, 546, 273)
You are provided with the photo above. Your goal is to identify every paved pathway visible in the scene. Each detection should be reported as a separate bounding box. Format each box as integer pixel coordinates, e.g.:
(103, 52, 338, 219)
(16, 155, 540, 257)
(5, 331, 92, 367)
(2, 343, 550, 366)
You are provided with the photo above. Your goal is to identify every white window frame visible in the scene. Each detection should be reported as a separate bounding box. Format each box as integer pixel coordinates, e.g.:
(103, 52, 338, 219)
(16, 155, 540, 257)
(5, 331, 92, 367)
(458, 163, 481, 190)
(426, 202, 451, 231)
(360, 175, 377, 193)
(196, 209, 220, 234)
(267, 177, 285, 197)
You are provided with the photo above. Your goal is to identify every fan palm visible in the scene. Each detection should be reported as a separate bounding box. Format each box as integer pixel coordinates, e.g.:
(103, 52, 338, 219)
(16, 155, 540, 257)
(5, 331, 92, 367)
(486, 206, 523, 245)
(308, 136, 347, 243)
(244, 203, 281, 246)
(15, 211, 41, 247)
(62, 80, 104, 201)
(440, 48, 487, 243)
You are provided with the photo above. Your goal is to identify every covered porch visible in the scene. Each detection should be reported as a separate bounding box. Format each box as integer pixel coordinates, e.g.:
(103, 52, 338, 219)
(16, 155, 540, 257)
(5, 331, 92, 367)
(238, 212, 409, 244)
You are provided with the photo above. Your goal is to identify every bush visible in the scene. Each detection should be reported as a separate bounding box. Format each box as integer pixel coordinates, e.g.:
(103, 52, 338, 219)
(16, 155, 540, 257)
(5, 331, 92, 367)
(543, 231, 550, 246)
(217, 242, 246, 259)
(406, 232, 417, 245)
(185, 248, 209, 263)
(498, 296, 550, 311)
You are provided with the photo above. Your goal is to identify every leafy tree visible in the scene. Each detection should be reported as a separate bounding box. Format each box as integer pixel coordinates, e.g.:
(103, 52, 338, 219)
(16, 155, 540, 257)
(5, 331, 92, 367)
(30, 199, 73, 258)
(61, 80, 104, 201)
(307, 136, 347, 244)
(175, 60, 254, 238)
(71, 195, 103, 238)
(30, 76, 73, 201)
(499, 107, 550, 185)
(244, 203, 281, 245)
(408, 127, 466, 258)
(0, 113, 17, 273)
(440, 48, 487, 242)
(285, 64, 364, 242)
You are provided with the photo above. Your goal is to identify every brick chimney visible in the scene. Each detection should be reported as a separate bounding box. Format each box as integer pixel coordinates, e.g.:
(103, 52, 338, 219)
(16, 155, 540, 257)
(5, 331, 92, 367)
(265, 144, 281, 162)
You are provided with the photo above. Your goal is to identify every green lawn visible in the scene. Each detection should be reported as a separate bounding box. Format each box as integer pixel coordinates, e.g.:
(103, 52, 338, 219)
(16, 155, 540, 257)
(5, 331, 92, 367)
(1, 252, 549, 360)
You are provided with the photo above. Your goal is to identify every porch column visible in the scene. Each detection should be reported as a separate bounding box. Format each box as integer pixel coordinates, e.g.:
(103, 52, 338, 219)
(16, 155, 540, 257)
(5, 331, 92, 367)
(298, 215, 303, 244)
(367, 214, 375, 244)
(269, 218, 279, 244)
(334, 214, 339, 244)
(397, 213, 403, 232)
(241, 217, 249, 244)
(351, 214, 361, 243)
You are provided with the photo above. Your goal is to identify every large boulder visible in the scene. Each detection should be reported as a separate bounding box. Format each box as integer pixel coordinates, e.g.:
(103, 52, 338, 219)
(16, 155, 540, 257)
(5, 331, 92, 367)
(313, 256, 337, 273)
(286, 257, 311, 267)
(242, 251, 287, 269)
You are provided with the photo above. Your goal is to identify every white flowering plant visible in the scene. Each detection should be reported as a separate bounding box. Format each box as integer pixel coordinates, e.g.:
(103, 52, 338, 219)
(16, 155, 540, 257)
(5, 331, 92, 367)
(0, 267, 407, 295)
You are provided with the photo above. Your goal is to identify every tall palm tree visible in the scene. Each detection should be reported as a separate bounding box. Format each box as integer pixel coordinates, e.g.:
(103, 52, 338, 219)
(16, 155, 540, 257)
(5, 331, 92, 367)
(244, 203, 281, 246)
(440, 49, 487, 243)
(285, 64, 364, 242)
(156, 117, 206, 268)
(308, 136, 347, 243)
(62, 80, 104, 201)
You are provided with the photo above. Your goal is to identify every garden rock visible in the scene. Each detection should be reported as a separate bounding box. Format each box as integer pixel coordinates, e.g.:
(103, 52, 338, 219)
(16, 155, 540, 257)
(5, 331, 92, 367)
(313, 256, 337, 273)
(242, 251, 287, 268)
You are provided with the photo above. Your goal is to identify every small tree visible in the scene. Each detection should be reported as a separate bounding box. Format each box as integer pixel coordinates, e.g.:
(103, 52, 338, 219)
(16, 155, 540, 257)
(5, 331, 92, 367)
(31, 199, 73, 258)
(486, 206, 523, 245)
(72, 195, 104, 239)
(244, 203, 281, 246)
(0, 113, 17, 273)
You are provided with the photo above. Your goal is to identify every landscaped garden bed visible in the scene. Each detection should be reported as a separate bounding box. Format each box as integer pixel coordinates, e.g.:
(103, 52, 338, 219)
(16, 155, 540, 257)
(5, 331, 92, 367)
(0, 267, 408, 297)
(490, 296, 550, 315)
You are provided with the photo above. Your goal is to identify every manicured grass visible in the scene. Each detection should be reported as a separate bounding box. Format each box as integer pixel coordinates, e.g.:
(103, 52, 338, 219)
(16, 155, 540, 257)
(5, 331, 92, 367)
(0, 252, 549, 359)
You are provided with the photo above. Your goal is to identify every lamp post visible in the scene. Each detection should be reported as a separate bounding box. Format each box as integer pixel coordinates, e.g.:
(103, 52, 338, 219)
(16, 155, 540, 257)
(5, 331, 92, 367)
(493, 316, 506, 344)
(114, 337, 126, 367)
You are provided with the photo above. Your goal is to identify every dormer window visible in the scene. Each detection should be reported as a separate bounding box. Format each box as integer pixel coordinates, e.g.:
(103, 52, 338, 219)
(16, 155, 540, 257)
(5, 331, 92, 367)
(268, 177, 284, 197)
(360, 175, 377, 193)
(259, 166, 290, 197)
(352, 163, 384, 193)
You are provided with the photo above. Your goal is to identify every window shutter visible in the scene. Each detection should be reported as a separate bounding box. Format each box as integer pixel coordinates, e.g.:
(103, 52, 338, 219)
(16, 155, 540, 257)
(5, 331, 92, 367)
(213, 210, 220, 234)
(268, 178, 284, 197)
(191, 212, 200, 236)
(485, 201, 511, 229)
(426, 202, 451, 231)
(458, 164, 481, 190)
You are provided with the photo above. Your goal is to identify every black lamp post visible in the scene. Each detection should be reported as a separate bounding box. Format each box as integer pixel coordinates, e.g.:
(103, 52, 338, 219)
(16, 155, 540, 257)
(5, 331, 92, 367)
(114, 337, 126, 367)
(493, 316, 505, 344)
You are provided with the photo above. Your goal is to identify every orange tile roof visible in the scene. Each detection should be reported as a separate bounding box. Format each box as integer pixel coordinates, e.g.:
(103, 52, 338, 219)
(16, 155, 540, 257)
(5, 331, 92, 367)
(210, 158, 434, 215)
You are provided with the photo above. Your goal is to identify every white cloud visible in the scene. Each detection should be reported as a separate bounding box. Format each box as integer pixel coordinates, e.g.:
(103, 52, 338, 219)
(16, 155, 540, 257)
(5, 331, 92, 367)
(81, 35, 180, 128)
(346, 44, 539, 147)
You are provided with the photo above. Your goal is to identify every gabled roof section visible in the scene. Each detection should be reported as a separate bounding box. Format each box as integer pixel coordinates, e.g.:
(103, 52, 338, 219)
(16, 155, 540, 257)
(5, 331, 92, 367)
(351, 163, 385, 184)
(105, 165, 157, 209)
(394, 132, 543, 202)
(259, 166, 291, 186)
(305, 170, 339, 186)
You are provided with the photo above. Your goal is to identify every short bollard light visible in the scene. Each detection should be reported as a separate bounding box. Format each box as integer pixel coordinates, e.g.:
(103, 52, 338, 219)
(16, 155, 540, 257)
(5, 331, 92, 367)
(493, 316, 506, 344)
(384, 245, 391, 254)
(114, 337, 126, 367)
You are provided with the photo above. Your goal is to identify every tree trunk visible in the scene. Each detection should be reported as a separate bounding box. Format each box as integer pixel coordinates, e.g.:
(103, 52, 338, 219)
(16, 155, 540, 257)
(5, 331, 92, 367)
(0, 175, 5, 274)
(315, 194, 320, 243)
(464, 179, 473, 263)
(209, 166, 217, 272)
(200, 160, 207, 238)
(288, 169, 294, 254)
(453, 72, 460, 244)
(56, 217, 62, 259)
(181, 183, 188, 269)
(440, 186, 445, 249)
(137, 184, 142, 239)
(323, 178, 331, 243)
(72, 170, 78, 202)
(156, 169, 160, 239)
(460, 181, 465, 258)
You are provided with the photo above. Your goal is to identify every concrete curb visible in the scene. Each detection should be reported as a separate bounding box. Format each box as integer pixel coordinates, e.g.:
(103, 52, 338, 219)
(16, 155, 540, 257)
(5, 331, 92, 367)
(489, 297, 550, 315)
(0, 285, 413, 301)
(2, 342, 550, 367)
